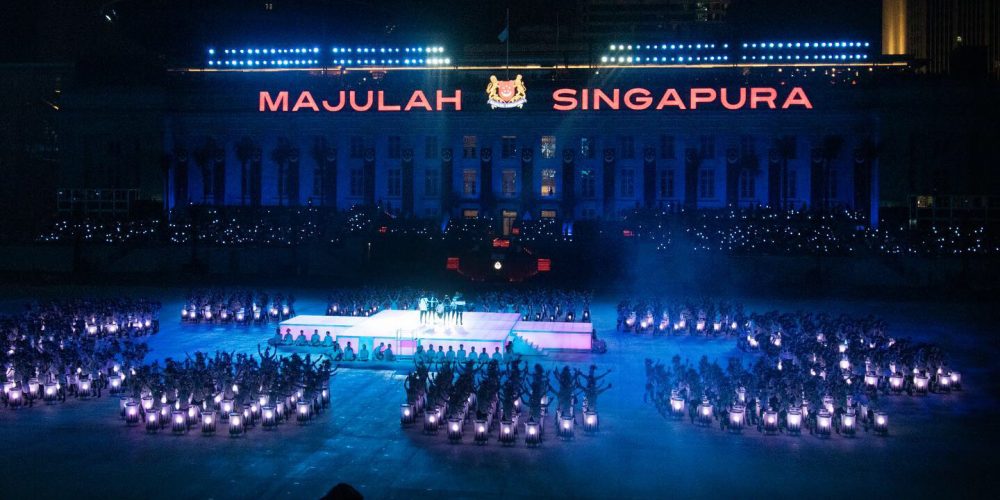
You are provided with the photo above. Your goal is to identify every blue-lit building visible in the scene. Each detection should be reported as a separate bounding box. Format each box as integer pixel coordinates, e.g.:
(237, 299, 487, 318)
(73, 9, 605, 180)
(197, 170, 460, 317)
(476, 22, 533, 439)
(148, 39, 892, 228)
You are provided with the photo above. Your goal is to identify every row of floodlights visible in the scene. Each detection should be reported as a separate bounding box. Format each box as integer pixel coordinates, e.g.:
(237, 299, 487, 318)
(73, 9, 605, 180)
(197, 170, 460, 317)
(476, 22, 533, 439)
(208, 58, 451, 66)
(743, 54, 869, 60)
(743, 42, 870, 49)
(208, 46, 445, 56)
(610, 43, 728, 51)
(601, 55, 730, 63)
(210, 60, 318, 66)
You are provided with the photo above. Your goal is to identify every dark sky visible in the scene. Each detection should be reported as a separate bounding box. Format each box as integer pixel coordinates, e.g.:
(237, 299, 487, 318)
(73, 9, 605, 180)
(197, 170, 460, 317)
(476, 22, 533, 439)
(0, 0, 881, 63)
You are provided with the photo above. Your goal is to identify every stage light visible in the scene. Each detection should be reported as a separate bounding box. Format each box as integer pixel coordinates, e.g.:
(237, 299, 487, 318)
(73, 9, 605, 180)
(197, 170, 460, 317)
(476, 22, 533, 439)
(874, 411, 888, 435)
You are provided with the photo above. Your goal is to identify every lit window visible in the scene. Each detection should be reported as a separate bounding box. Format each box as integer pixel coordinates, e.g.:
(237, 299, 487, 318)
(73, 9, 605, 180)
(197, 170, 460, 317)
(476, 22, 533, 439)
(463, 209, 478, 219)
(463, 135, 477, 159)
(540, 136, 556, 159)
(463, 168, 477, 195)
(541, 169, 556, 196)
(540, 210, 557, 219)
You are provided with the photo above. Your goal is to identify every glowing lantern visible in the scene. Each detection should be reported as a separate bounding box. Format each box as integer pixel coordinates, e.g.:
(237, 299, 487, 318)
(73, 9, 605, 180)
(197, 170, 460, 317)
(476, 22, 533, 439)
(762, 409, 779, 433)
(44, 382, 58, 402)
(841, 410, 856, 436)
(822, 395, 834, 414)
(201, 411, 216, 434)
(296, 400, 312, 423)
(474, 419, 489, 444)
(109, 375, 122, 394)
(873, 411, 888, 435)
(728, 405, 745, 430)
(914, 373, 929, 394)
(400, 403, 415, 425)
(559, 415, 575, 438)
(125, 402, 140, 425)
(27, 378, 40, 398)
(79, 379, 92, 398)
(669, 394, 686, 417)
(172, 410, 187, 433)
(145, 412, 159, 432)
(8, 387, 23, 408)
(786, 407, 802, 434)
(525, 420, 541, 446)
(187, 405, 201, 426)
(697, 399, 713, 425)
(583, 411, 599, 432)
(499, 420, 516, 444)
(937, 372, 952, 391)
(864, 373, 878, 387)
(228, 413, 243, 436)
(950, 371, 962, 390)
(839, 357, 851, 371)
(141, 396, 154, 411)
(220, 399, 234, 417)
(889, 373, 904, 392)
(816, 409, 832, 437)
(424, 411, 439, 433)
(262, 406, 277, 428)
(448, 417, 463, 442)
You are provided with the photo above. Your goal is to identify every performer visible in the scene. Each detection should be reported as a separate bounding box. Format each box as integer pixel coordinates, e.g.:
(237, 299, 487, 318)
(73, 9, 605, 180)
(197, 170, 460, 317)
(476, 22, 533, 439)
(428, 294, 440, 325)
(418, 296, 428, 324)
(453, 292, 465, 325)
(442, 295, 452, 324)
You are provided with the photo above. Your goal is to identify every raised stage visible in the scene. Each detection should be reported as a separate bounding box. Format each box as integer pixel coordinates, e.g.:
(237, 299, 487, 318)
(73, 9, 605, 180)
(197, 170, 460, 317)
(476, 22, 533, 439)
(278, 309, 592, 356)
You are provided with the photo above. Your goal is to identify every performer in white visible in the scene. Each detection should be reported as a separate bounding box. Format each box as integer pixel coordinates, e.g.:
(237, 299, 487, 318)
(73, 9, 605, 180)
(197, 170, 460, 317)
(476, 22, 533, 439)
(418, 296, 429, 324)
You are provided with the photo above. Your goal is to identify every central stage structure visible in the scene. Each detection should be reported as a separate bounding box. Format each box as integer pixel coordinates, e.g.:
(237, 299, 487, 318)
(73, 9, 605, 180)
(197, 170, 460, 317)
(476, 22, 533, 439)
(278, 310, 592, 356)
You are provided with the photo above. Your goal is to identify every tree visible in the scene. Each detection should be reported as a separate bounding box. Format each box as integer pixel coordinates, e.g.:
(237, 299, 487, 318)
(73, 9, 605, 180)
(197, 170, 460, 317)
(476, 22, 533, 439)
(235, 137, 256, 206)
(271, 138, 293, 206)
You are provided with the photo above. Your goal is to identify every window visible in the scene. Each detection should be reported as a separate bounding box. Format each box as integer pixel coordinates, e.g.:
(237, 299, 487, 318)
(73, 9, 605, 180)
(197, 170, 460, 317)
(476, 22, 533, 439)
(540, 136, 556, 159)
(699, 135, 715, 159)
(349, 168, 364, 197)
(739, 170, 755, 199)
(463, 209, 479, 219)
(501, 136, 517, 159)
(462, 168, 477, 195)
(620, 169, 635, 197)
(620, 136, 635, 159)
(424, 169, 439, 197)
(698, 169, 715, 199)
(827, 169, 838, 201)
(387, 168, 401, 197)
(659, 169, 675, 198)
(388, 136, 401, 159)
(350, 136, 365, 159)
(580, 137, 595, 159)
(660, 135, 675, 159)
(463, 135, 477, 159)
(425, 136, 438, 159)
(580, 169, 596, 198)
(740, 135, 755, 157)
(502, 169, 517, 196)
(784, 169, 797, 200)
(540, 210, 557, 219)
(541, 168, 556, 196)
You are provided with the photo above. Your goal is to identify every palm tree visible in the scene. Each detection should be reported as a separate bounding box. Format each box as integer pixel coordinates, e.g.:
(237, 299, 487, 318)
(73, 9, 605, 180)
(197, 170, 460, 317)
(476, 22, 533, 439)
(193, 138, 220, 205)
(770, 136, 796, 209)
(235, 137, 255, 206)
(820, 135, 844, 210)
(271, 138, 293, 206)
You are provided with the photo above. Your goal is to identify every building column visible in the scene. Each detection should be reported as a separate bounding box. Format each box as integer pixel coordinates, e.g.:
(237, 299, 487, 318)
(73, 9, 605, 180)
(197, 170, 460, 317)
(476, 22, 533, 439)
(402, 148, 414, 215)
(643, 147, 656, 209)
(602, 148, 616, 216)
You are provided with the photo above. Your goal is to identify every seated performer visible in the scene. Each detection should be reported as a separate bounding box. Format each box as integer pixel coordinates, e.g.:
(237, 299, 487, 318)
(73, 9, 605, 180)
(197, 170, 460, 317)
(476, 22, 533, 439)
(358, 344, 369, 361)
(456, 344, 467, 363)
(343, 342, 356, 361)
(310, 330, 321, 346)
(295, 332, 308, 346)
(268, 330, 284, 347)
(478, 347, 489, 363)
(322, 333, 334, 347)
(374, 342, 386, 360)
(383, 344, 395, 361)
(445, 345, 456, 362)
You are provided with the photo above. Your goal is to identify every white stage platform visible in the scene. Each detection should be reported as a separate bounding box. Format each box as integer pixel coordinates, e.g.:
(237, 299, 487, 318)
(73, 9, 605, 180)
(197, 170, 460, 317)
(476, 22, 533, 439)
(278, 309, 592, 356)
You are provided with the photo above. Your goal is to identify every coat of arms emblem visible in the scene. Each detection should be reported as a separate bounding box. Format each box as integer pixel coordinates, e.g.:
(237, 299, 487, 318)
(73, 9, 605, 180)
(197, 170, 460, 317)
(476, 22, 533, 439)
(486, 74, 526, 109)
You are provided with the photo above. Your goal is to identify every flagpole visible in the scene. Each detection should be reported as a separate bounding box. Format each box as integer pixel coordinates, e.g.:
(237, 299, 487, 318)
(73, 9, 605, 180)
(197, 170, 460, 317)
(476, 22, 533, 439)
(505, 8, 510, 79)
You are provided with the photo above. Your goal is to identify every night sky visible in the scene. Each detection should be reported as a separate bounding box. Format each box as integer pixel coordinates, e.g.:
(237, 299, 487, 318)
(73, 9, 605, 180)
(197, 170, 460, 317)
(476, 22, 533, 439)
(0, 1, 881, 64)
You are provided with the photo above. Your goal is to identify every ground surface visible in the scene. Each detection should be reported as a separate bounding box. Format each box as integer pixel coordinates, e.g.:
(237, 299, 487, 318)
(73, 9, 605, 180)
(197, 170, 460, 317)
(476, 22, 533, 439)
(0, 286, 997, 499)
